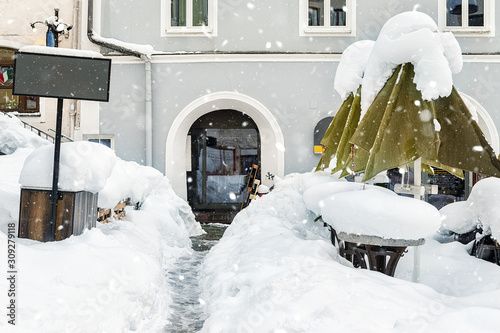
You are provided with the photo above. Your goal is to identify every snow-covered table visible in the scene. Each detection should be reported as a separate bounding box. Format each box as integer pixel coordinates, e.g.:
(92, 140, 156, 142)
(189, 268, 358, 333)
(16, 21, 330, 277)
(303, 182, 441, 281)
(335, 231, 425, 278)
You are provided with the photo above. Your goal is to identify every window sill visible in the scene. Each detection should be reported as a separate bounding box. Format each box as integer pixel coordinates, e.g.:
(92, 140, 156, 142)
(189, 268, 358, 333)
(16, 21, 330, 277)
(11, 112, 41, 117)
(163, 27, 215, 37)
(443, 28, 495, 37)
(300, 27, 355, 37)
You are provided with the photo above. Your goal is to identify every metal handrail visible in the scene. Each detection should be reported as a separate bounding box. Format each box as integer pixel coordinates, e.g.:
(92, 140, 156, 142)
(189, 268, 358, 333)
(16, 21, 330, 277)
(1, 111, 73, 143)
(48, 128, 74, 142)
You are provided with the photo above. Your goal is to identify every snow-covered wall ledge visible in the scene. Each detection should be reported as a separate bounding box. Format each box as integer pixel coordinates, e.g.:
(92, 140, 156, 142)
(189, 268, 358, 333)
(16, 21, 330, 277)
(19, 45, 104, 58)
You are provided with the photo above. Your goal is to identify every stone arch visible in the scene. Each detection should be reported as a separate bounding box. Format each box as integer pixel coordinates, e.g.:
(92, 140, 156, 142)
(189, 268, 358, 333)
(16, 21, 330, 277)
(460, 92, 500, 154)
(166, 91, 284, 200)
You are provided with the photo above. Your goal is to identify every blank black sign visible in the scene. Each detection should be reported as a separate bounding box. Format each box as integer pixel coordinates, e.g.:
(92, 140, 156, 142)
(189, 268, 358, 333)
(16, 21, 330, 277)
(13, 52, 111, 102)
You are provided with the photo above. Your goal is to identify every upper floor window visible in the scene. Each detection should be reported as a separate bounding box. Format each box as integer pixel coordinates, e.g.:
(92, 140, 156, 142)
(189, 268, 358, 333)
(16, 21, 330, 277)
(0, 48, 39, 115)
(439, 0, 495, 36)
(162, 0, 217, 36)
(300, 0, 356, 36)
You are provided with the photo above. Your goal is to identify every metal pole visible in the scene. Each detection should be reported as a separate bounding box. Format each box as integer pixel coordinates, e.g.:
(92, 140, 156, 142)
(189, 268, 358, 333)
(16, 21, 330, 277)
(412, 246, 421, 283)
(54, 8, 59, 48)
(143, 57, 153, 167)
(49, 98, 64, 241)
(413, 157, 422, 200)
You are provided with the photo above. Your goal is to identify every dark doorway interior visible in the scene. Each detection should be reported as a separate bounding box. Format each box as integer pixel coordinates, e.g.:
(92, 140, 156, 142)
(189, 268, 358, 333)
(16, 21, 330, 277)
(187, 110, 260, 223)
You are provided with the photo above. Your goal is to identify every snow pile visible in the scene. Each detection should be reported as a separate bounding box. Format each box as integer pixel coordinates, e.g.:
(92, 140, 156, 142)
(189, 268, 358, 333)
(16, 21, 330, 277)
(305, 181, 441, 240)
(200, 172, 500, 332)
(99, 159, 161, 207)
(333, 11, 462, 113)
(19, 141, 117, 193)
(0, 117, 204, 332)
(16, 140, 203, 237)
(0, 211, 192, 333)
(0, 113, 50, 154)
(361, 11, 462, 112)
(303, 181, 393, 216)
(99, 156, 204, 236)
(440, 177, 500, 240)
(439, 201, 475, 235)
(333, 40, 375, 100)
(0, 149, 33, 231)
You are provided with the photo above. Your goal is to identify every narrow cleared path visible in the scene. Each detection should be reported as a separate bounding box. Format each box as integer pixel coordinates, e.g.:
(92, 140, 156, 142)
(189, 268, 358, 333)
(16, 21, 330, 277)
(163, 223, 228, 332)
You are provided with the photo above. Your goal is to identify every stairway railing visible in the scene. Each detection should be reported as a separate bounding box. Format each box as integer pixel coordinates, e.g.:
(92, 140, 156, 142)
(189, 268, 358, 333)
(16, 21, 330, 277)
(1, 111, 73, 143)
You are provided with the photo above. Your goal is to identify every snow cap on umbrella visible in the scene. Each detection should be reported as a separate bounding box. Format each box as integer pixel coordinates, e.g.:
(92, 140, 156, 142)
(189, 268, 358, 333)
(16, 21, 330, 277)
(334, 40, 375, 101)
(361, 11, 463, 114)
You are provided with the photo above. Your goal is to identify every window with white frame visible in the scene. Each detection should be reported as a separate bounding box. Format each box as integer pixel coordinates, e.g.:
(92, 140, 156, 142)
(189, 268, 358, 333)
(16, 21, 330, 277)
(300, 0, 356, 36)
(163, 0, 217, 36)
(84, 135, 114, 150)
(439, 0, 495, 36)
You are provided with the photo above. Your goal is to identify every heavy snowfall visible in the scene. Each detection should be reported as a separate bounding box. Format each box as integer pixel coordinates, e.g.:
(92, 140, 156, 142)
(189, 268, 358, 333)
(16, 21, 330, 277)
(1, 10, 500, 333)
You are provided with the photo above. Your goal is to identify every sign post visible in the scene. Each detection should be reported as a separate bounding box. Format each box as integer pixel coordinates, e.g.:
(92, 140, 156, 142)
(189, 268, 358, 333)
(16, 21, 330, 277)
(48, 98, 64, 241)
(13, 47, 111, 241)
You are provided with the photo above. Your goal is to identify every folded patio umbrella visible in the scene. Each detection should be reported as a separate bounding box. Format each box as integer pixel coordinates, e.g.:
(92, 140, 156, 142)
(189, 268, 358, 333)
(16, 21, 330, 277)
(316, 87, 364, 174)
(348, 62, 500, 181)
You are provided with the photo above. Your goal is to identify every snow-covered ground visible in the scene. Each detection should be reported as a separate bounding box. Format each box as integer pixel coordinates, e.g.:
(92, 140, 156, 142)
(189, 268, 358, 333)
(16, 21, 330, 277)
(2, 9, 500, 330)
(0, 112, 204, 332)
(2, 107, 500, 333)
(200, 171, 500, 332)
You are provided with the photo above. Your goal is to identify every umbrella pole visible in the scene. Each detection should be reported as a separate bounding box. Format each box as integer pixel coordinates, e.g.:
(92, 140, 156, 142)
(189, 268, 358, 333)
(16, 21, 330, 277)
(414, 157, 422, 200)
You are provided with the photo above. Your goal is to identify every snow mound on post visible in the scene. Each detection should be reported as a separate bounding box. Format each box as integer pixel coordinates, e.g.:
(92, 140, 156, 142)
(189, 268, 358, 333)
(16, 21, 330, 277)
(334, 40, 375, 101)
(440, 177, 500, 240)
(99, 159, 204, 237)
(361, 11, 463, 114)
(98, 159, 162, 208)
(19, 141, 117, 192)
(467, 177, 500, 240)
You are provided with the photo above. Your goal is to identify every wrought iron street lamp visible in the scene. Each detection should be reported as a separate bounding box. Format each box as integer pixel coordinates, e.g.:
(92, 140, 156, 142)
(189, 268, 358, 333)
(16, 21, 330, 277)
(30, 8, 72, 47)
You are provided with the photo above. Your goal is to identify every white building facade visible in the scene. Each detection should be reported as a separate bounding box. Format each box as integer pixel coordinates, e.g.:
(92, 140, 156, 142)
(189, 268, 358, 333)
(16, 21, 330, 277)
(0, 0, 104, 142)
(5, 1, 500, 214)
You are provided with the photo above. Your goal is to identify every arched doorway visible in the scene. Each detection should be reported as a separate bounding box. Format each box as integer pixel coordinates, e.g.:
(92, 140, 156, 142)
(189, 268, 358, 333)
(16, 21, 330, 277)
(165, 91, 284, 204)
(187, 110, 260, 221)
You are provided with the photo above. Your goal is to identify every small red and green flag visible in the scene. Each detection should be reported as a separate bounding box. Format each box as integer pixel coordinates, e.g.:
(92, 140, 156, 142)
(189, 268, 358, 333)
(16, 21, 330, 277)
(0, 68, 13, 84)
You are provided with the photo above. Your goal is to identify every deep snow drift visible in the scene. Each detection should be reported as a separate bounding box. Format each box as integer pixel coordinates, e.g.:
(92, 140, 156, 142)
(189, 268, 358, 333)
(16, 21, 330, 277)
(0, 112, 203, 332)
(2, 8, 500, 331)
(199, 171, 500, 332)
(2, 107, 500, 333)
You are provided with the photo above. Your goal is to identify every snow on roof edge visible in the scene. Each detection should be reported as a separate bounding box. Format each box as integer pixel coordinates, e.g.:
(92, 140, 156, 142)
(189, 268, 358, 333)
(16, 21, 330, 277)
(19, 45, 104, 59)
(90, 31, 157, 58)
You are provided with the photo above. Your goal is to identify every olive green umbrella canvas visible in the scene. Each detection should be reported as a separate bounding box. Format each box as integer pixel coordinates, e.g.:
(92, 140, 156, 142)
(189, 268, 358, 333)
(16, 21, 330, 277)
(325, 62, 500, 181)
(316, 87, 364, 174)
